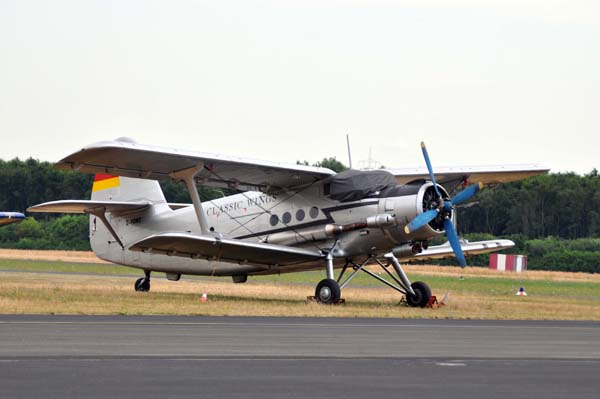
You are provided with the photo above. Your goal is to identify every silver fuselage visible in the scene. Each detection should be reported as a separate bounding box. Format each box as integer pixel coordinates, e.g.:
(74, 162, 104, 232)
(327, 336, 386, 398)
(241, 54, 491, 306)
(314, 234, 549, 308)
(91, 182, 449, 276)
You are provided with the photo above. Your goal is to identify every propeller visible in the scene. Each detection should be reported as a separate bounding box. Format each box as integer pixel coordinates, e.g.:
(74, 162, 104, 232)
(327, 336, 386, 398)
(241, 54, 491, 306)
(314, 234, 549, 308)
(404, 142, 483, 268)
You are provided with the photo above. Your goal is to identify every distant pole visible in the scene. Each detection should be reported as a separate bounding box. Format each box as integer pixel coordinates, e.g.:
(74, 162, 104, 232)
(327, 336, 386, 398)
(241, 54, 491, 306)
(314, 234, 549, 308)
(346, 134, 353, 169)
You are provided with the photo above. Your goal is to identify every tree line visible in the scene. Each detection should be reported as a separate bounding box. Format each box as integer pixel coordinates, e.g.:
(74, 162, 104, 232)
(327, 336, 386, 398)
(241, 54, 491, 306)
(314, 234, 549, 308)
(458, 170, 600, 239)
(1, 157, 599, 272)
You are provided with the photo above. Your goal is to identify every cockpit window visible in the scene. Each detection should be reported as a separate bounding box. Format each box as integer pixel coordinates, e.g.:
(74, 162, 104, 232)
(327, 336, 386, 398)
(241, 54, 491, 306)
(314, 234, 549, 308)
(378, 184, 421, 198)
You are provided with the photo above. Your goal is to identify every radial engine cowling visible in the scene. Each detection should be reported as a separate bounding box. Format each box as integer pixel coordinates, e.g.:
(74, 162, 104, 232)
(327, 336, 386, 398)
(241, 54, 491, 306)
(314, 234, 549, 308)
(383, 182, 453, 242)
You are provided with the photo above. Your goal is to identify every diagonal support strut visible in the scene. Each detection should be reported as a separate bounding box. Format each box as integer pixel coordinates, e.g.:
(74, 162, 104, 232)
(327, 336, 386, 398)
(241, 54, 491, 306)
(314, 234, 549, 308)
(85, 207, 124, 249)
(170, 164, 211, 235)
(336, 254, 416, 297)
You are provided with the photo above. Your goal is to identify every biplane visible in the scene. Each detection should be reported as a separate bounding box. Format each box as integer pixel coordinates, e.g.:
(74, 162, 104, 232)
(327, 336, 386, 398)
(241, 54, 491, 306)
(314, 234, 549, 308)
(29, 138, 548, 306)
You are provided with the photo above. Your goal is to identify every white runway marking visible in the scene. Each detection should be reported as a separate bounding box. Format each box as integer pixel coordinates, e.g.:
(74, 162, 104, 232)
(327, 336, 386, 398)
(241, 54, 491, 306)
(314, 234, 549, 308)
(0, 320, 596, 331)
(436, 362, 467, 367)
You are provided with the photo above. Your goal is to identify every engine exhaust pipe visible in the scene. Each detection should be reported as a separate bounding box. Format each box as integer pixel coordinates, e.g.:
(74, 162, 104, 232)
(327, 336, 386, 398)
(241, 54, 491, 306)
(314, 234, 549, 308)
(392, 242, 423, 258)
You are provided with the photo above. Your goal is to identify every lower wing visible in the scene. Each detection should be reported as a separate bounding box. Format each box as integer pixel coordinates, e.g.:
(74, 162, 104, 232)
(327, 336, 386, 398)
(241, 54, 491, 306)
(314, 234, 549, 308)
(399, 239, 514, 262)
(129, 232, 324, 267)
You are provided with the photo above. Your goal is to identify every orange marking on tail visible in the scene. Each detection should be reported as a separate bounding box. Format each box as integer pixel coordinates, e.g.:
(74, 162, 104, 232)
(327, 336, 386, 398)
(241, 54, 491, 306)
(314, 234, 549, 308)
(92, 174, 120, 192)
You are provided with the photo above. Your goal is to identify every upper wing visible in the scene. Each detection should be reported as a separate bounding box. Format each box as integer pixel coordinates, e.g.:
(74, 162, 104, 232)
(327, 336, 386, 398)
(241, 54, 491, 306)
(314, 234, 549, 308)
(398, 239, 514, 262)
(54, 138, 336, 192)
(27, 200, 150, 215)
(388, 164, 549, 191)
(129, 232, 324, 266)
(0, 212, 25, 227)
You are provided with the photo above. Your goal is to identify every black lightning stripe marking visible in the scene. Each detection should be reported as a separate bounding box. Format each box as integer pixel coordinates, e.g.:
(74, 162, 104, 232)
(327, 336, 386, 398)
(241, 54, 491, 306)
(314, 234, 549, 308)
(234, 200, 379, 239)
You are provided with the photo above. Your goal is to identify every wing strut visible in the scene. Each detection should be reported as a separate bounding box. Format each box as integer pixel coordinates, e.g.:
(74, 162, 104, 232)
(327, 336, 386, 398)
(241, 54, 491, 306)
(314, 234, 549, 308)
(170, 164, 210, 235)
(85, 207, 124, 249)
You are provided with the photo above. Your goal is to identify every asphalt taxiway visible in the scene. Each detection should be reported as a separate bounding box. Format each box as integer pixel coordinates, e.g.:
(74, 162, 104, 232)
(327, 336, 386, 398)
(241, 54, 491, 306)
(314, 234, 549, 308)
(1, 316, 598, 398)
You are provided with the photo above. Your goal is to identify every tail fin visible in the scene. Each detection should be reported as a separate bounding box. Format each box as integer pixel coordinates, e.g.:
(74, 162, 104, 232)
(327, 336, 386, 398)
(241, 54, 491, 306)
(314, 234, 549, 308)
(89, 175, 166, 263)
(91, 174, 166, 204)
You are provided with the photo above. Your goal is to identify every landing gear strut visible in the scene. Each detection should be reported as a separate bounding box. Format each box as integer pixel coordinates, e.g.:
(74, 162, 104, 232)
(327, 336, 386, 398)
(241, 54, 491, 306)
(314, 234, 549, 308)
(314, 253, 342, 304)
(315, 252, 431, 307)
(135, 270, 151, 292)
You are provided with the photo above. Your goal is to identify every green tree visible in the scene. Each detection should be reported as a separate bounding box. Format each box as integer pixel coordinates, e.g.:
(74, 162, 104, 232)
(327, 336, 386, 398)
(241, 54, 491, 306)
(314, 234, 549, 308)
(14, 217, 43, 240)
(314, 157, 347, 173)
(297, 158, 348, 172)
(45, 215, 90, 250)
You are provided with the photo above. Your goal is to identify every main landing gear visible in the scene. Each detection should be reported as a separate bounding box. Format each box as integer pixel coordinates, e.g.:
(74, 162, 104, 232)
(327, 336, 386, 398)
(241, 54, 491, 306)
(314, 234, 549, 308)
(135, 270, 151, 292)
(315, 253, 342, 304)
(314, 253, 431, 307)
(315, 278, 341, 304)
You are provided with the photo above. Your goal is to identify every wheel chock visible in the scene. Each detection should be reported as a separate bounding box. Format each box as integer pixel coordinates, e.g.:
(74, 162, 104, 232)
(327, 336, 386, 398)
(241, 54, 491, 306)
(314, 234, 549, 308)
(426, 295, 439, 308)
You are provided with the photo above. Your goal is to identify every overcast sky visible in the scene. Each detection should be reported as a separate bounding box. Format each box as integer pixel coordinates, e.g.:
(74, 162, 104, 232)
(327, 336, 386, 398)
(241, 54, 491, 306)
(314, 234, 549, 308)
(1, 0, 598, 174)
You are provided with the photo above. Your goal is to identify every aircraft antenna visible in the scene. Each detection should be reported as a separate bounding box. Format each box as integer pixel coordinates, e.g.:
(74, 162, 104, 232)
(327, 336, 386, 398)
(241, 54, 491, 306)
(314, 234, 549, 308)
(346, 134, 353, 169)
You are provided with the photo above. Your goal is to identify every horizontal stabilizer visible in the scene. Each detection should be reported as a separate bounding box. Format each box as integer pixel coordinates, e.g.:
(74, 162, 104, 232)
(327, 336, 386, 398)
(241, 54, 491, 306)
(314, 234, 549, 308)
(402, 239, 515, 262)
(27, 200, 151, 214)
(129, 232, 324, 266)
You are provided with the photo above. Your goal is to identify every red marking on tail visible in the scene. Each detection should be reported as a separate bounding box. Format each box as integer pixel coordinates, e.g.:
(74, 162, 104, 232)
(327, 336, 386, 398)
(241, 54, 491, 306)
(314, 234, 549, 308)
(94, 174, 117, 182)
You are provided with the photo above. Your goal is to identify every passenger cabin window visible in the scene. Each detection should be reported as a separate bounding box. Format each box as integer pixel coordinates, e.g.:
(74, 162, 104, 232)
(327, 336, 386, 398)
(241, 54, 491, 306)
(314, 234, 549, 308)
(282, 212, 291, 224)
(309, 207, 319, 219)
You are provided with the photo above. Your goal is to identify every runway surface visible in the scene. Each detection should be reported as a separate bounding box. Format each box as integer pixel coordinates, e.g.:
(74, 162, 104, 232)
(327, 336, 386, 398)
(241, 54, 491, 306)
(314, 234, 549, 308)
(1, 315, 599, 398)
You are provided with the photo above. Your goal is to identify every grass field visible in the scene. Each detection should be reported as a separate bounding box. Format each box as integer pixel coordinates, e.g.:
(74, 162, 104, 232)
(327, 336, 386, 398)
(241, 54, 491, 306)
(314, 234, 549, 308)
(0, 251, 599, 320)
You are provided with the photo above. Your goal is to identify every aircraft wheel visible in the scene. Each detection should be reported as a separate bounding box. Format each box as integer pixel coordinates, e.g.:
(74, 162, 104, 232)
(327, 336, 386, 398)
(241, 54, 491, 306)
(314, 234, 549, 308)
(315, 279, 341, 304)
(406, 281, 431, 307)
(134, 277, 150, 292)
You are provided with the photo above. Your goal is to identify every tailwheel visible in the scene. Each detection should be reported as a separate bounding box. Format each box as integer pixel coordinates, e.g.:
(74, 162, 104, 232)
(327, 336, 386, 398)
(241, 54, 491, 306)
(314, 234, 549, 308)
(134, 271, 151, 292)
(406, 281, 431, 308)
(134, 277, 150, 292)
(315, 278, 341, 305)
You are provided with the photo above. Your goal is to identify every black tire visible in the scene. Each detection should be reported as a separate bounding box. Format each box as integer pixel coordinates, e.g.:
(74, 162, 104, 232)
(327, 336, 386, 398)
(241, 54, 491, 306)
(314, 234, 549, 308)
(406, 281, 431, 307)
(315, 279, 341, 304)
(135, 277, 150, 292)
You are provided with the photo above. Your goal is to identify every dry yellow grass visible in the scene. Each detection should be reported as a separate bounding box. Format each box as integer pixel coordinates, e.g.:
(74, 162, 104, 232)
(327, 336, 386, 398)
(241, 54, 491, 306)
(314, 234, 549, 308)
(1, 249, 599, 319)
(403, 264, 600, 283)
(2, 249, 598, 283)
(0, 249, 109, 264)
(1, 271, 599, 320)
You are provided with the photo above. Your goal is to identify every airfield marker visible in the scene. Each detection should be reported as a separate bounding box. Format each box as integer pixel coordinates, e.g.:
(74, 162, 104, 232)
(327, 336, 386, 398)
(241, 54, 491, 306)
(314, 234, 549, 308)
(440, 291, 450, 305)
(516, 287, 527, 296)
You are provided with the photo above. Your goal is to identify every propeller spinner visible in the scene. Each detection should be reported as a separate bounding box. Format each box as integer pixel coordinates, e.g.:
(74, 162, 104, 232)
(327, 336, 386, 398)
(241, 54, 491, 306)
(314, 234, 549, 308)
(404, 142, 483, 268)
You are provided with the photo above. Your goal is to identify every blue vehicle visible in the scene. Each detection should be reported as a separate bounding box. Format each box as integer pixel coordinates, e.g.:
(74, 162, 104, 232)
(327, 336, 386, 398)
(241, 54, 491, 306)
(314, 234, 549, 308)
(0, 212, 25, 227)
